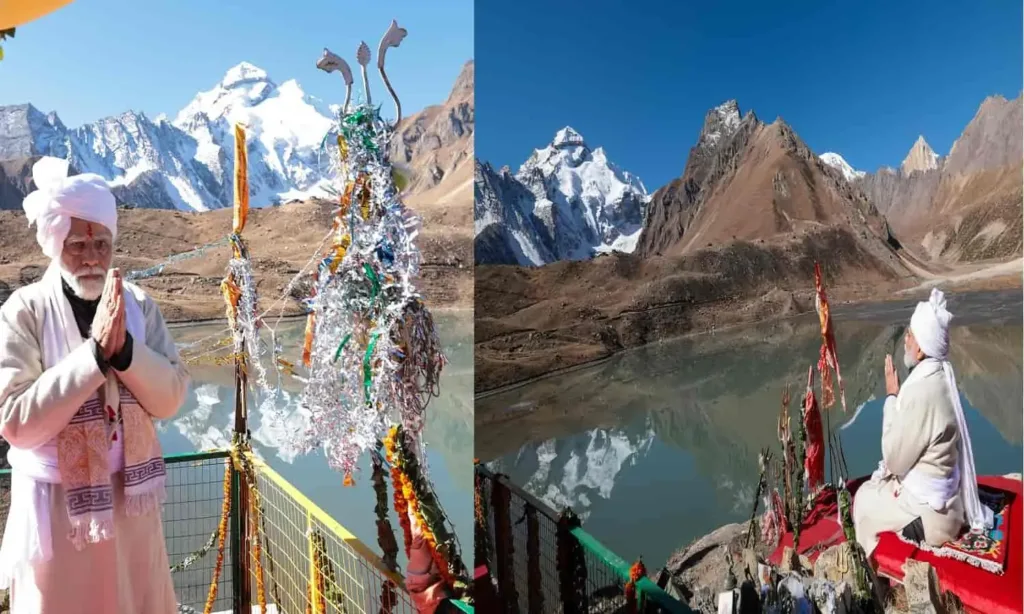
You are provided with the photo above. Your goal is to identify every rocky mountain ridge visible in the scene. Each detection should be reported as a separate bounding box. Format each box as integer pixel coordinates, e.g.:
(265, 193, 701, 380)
(636, 99, 901, 275)
(855, 94, 1022, 262)
(0, 60, 474, 214)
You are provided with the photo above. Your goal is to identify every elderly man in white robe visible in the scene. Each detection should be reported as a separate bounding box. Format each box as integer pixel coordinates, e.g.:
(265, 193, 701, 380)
(852, 288, 993, 560)
(0, 157, 188, 613)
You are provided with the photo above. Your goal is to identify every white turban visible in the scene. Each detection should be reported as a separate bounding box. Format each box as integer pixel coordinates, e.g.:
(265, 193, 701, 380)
(21, 157, 117, 260)
(910, 288, 952, 359)
(909, 287, 993, 532)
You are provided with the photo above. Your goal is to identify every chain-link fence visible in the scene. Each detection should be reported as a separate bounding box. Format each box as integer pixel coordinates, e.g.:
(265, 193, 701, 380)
(0, 451, 234, 613)
(476, 465, 692, 614)
(163, 451, 236, 612)
(243, 452, 417, 614)
(0, 449, 466, 614)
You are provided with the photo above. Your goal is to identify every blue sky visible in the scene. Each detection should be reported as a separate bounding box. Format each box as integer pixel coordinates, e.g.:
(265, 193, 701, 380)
(0, 0, 473, 127)
(476, 0, 1022, 191)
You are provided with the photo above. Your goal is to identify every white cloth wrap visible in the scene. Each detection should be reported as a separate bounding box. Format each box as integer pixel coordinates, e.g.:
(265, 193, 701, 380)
(0, 263, 146, 588)
(21, 157, 118, 260)
(902, 455, 961, 510)
(902, 288, 993, 532)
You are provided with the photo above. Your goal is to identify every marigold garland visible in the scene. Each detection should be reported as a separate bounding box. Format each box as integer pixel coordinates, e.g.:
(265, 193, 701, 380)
(249, 502, 268, 613)
(391, 466, 413, 556)
(383, 425, 467, 592)
(202, 460, 233, 614)
(402, 469, 456, 589)
(242, 455, 268, 614)
(624, 558, 647, 614)
(473, 463, 494, 568)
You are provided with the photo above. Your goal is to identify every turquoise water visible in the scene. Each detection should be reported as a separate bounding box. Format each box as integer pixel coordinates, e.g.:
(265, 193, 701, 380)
(162, 311, 473, 571)
(479, 292, 1023, 569)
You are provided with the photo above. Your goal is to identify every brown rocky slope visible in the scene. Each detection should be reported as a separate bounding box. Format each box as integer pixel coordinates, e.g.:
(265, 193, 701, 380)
(0, 64, 474, 319)
(0, 200, 471, 321)
(637, 102, 896, 263)
(476, 101, 921, 393)
(857, 94, 1023, 262)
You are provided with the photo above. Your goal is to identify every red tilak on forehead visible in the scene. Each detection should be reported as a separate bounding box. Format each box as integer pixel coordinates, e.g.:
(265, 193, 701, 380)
(86, 223, 94, 239)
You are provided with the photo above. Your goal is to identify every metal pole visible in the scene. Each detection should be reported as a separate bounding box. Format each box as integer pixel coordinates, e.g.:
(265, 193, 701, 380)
(230, 443, 243, 612)
(491, 478, 519, 614)
(231, 344, 253, 613)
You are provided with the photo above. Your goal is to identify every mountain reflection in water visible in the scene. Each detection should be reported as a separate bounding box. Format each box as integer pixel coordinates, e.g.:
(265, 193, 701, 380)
(160, 311, 473, 570)
(479, 292, 1023, 568)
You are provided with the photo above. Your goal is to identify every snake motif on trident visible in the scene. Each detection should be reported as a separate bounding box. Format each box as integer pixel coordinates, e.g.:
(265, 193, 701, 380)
(315, 20, 408, 124)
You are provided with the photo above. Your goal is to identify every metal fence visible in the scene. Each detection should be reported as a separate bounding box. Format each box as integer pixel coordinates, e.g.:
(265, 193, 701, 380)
(163, 450, 236, 612)
(0, 451, 236, 612)
(243, 452, 417, 614)
(0, 449, 449, 614)
(476, 465, 692, 614)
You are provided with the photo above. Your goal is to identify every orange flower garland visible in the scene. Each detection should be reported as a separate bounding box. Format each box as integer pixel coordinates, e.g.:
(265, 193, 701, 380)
(203, 460, 233, 614)
(624, 558, 647, 614)
(401, 469, 456, 589)
(383, 426, 458, 590)
(473, 462, 494, 571)
(248, 479, 268, 613)
(385, 430, 414, 556)
(391, 466, 413, 556)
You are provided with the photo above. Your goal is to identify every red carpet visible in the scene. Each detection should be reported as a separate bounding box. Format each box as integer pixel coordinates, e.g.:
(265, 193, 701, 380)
(767, 477, 1022, 614)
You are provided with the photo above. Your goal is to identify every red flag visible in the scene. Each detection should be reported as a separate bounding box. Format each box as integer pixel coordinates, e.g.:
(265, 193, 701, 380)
(803, 365, 825, 491)
(761, 490, 786, 546)
(814, 262, 847, 412)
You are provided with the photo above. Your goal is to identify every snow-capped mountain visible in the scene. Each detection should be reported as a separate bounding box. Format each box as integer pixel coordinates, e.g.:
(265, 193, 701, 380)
(0, 62, 338, 211)
(474, 126, 649, 266)
(172, 62, 336, 207)
(488, 421, 656, 522)
(819, 152, 865, 182)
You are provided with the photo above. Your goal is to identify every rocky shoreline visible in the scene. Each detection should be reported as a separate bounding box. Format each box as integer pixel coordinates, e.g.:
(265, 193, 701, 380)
(475, 245, 1021, 395)
(663, 474, 1023, 614)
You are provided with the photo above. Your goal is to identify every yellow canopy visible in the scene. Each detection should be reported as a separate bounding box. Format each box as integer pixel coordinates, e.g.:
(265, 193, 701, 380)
(0, 0, 74, 30)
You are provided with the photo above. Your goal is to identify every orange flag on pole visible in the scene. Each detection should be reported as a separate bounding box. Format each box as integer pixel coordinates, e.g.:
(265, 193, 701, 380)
(232, 123, 249, 238)
(0, 0, 74, 30)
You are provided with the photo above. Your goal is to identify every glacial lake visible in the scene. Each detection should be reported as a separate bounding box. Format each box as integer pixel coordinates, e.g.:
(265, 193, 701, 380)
(160, 310, 472, 608)
(477, 290, 1023, 570)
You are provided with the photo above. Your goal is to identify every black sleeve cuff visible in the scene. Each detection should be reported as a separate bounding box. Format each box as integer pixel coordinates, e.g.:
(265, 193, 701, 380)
(91, 338, 110, 376)
(110, 332, 134, 372)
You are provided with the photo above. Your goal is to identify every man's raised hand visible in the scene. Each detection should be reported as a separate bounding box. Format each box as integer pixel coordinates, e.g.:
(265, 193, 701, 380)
(880, 352, 897, 395)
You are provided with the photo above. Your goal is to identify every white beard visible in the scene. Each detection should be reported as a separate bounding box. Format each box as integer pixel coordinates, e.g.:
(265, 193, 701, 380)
(903, 351, 920, 370)
(59, 263, 106, 301)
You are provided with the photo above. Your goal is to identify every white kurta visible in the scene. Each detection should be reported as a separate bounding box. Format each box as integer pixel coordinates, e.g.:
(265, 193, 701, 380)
(0, 279, 190, 613)
(852, 361, 965, 557)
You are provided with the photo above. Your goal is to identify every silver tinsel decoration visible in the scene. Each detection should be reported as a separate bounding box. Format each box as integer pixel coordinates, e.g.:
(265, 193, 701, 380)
(228, 256, 273, 398)
(297, 103, 446, 480)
